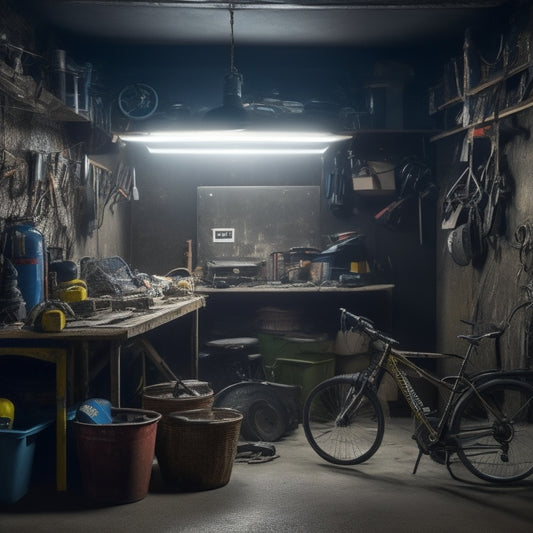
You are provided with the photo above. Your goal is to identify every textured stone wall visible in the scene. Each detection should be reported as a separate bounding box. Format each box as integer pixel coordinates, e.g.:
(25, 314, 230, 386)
(435, 109, 533, 373)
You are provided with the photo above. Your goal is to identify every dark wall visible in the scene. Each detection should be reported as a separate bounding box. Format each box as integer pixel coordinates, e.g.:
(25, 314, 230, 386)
(434, 110, 533, 373)
(127, 130, 437, 351)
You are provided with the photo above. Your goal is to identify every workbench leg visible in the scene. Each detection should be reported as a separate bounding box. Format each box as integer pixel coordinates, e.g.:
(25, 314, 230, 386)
(191, 309, 199, 378)
(56, 349, 67, 492)
(110, 343, 121, 407)
(140, 338, 177, 382)
(78, 341, 90, 402)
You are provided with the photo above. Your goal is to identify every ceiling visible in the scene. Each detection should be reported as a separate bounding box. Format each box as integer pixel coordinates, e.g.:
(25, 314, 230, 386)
(24, 0, 509, 47)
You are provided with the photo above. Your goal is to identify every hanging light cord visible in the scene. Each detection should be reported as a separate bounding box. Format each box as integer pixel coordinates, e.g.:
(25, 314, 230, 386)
(229, 8, 236, 74)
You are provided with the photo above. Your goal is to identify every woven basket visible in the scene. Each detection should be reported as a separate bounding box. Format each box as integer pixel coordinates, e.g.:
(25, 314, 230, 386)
(156, 408, 243, 491)
(142, 380, 214, 416)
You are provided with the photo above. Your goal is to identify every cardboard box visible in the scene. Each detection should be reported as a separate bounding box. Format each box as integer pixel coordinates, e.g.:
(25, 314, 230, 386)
(352, 161, 396, 194)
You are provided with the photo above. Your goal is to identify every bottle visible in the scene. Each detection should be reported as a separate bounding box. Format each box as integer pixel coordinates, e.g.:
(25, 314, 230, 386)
(3, 218, 46, 313)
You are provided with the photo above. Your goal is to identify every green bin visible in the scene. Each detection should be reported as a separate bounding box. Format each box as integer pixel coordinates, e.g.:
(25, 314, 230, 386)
(271, 356, 335, 414)
(257, 332, 333, 379)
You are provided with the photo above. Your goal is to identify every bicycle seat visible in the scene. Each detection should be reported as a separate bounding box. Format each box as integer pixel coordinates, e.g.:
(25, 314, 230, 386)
(457, 328, 503, 345)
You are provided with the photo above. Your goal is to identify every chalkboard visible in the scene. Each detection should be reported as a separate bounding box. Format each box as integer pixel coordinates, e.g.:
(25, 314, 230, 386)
(197, 186, 321, 266)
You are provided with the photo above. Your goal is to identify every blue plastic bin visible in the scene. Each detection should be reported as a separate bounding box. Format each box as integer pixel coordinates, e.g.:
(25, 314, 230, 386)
(0, 418, 54, 504)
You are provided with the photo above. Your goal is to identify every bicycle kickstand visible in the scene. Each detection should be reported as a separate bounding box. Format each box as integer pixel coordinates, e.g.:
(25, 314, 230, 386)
(412, 449, 424, 475)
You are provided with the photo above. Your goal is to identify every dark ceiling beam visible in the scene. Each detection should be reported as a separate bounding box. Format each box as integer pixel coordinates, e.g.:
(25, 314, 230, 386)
(48, 1, 508, 9)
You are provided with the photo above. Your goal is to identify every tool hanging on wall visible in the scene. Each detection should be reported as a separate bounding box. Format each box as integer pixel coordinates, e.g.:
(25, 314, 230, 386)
(443, 123, 506, 267)
(324, 150, 351, 217)
(374, 157, 436, 244)
(131, 167, 139, 201)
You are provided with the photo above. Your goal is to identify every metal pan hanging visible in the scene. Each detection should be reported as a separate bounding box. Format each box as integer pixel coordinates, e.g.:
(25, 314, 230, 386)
(447, 222, 473, 266)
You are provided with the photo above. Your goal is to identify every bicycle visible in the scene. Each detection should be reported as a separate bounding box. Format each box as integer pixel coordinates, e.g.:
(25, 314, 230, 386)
(303, 302, 533, 483)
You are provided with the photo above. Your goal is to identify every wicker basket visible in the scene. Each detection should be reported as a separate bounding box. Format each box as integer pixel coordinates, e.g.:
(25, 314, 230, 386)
(156, 408, 243, 491)
(143, 380, 214, 465)
(142, 380, 214, 416)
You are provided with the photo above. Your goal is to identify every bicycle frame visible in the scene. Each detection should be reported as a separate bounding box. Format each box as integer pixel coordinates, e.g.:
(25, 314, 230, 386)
(352, 339, 478, 445)
(343, 292, 533, 436)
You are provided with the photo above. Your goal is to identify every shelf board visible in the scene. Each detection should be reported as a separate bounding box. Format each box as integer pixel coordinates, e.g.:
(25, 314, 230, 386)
(467, 62, 531, 97)
(432, 95, 463, 113)
(430, 126, 466, 142)
(430, 94, 533, 142)
(0, 59, 89, 122)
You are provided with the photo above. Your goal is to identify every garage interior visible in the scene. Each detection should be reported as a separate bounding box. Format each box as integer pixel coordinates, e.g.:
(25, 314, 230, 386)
(2, 0, 533, 531)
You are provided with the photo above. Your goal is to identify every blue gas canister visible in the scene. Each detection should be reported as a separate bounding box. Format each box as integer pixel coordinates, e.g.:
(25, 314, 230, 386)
(3, 219, 46, 312)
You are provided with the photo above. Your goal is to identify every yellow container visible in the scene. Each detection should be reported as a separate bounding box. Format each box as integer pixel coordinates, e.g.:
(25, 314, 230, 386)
(59, 285, 87, 302)
(40, 309, 66, 332)
(0, 398, 15, 429)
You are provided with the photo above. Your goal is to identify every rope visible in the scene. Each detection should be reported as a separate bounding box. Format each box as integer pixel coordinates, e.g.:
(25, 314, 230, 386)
(229, 8, 236, 74)
(513, 221, 533, 278)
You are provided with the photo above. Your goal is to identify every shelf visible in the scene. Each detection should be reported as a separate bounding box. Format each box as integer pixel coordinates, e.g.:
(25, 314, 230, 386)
(430, 94, 533, 143)
(0, 58, 89, 122)
(433, 95, 463, 114)
(196, 283, 395, 294)
(466, 62, 531, 97)
(429, 23, 533, 142)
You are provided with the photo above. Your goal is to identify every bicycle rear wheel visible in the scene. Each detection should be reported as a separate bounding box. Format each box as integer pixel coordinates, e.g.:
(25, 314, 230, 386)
(303, 375, 384, 465)
(452, 379, 533, 482)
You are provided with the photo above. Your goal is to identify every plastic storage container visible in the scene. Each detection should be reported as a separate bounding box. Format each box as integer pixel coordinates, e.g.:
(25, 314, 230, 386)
(271, 357, 336, 411)
(0, 418, 53, 504)
(257, 332, 333, 380)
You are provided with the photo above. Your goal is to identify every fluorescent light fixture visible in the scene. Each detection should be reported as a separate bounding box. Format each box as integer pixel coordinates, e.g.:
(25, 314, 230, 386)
(147, 146, 330, 155)
(118, 129, 351, 155)
(119, 130, 351, 144)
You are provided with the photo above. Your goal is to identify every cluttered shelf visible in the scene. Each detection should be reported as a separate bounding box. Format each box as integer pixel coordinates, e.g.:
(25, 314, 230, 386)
(0, 57, 88, 122)
(428, 23, 533, 142)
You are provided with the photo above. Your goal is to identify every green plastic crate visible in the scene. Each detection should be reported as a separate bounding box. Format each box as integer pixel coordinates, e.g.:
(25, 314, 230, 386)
(271, 357, 335, 410)
(258, 332, 333, 377)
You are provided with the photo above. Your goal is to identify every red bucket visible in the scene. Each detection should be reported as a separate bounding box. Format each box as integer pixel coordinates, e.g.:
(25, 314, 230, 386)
(74, 408, 161, 505)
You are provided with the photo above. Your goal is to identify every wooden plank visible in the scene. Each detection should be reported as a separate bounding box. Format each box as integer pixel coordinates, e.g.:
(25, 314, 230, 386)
(196, 284, 394, 294)
(139, 337, 177, 381)
(0, 296, 206, 341)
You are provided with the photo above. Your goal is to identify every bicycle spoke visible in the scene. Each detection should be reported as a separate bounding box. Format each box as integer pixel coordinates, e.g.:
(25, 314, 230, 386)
(303, 376, 384, 465)
(453, 380, 533, 482)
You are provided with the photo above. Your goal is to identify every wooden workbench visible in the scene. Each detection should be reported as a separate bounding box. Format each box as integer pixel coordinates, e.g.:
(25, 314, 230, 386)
(0, 295, 206, 491)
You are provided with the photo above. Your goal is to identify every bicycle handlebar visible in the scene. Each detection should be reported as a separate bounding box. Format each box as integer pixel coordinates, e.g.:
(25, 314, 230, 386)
(340, 308, 399, 346)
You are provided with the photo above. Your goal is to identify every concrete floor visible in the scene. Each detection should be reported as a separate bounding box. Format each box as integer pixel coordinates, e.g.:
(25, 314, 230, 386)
(2, 417, 533, 533)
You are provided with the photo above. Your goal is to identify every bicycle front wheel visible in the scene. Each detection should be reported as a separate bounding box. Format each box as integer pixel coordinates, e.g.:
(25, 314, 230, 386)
(303, 375, 384, 465)
(452, 379, 533, 483)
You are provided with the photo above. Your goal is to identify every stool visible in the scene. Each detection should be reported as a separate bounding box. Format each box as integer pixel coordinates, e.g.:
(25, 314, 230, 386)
(248, 353, 265, 380)
(200, 337, 262, 392)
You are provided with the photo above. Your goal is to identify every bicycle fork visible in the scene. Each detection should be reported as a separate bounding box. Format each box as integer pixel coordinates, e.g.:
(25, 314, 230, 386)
(336, 382, 367, 426)
(336, 363, 388, 425)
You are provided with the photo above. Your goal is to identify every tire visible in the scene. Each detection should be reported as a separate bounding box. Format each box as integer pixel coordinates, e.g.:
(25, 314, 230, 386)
(303, 375, 384, 465)
(118, 83, 158, 119)
(451, 379, 533, 483)
(240, 394, 288, 442)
